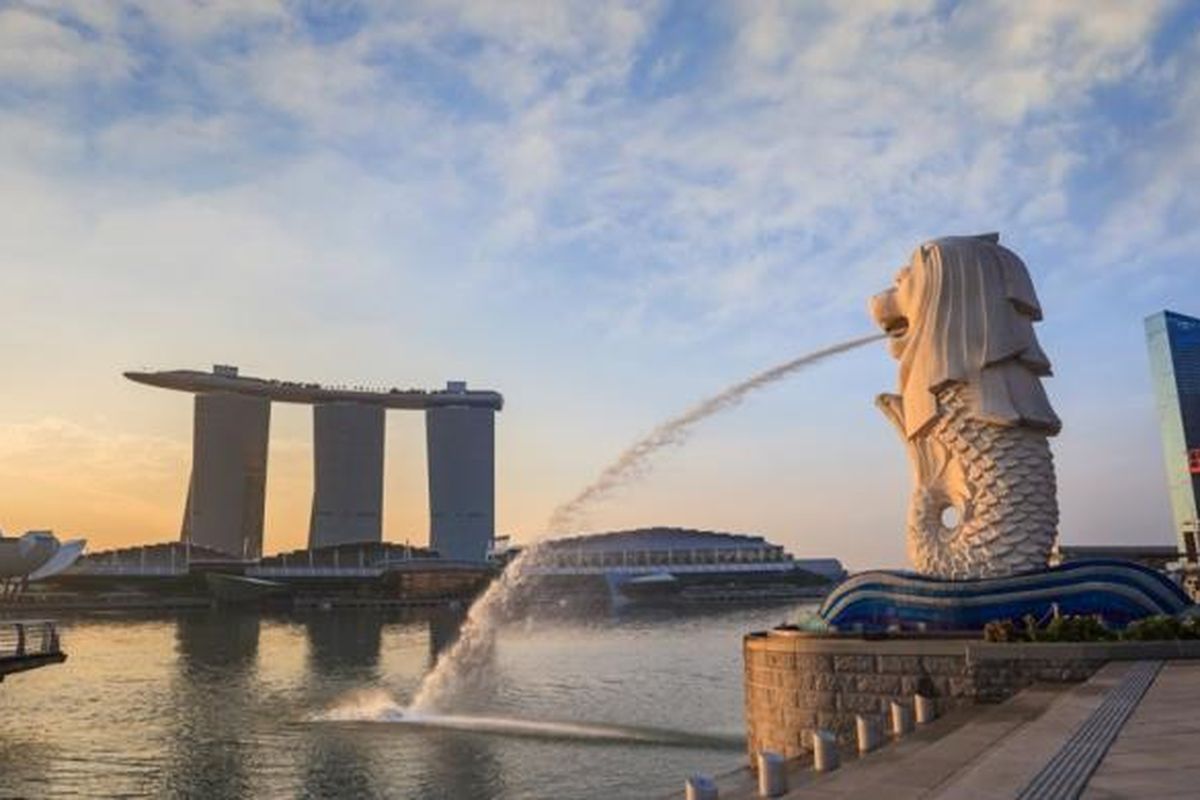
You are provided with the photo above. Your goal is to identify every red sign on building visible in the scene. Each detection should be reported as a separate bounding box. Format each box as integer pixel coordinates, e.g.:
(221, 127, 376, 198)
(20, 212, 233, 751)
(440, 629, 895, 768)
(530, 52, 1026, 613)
(1190, 448, 1200, 475)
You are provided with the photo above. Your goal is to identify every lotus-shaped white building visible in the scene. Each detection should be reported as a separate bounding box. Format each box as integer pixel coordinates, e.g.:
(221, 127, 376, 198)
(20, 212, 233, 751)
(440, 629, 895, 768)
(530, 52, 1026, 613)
(0, 529, 86, 600)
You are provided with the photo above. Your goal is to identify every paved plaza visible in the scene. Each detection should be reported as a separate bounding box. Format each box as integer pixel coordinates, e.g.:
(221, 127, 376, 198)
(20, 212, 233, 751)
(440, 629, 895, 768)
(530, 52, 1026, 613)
(1081, 661, 1200, 799)
(721, 658, 1200, 799)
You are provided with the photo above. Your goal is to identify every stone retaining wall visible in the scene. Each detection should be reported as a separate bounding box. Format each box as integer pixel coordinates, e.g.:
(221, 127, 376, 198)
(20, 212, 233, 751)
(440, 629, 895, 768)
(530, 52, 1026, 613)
(744, 631, 1200, 760)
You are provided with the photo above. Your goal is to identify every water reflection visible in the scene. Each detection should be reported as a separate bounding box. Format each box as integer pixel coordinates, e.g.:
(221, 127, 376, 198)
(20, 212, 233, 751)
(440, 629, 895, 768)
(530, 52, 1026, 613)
(165, 611, 261, 799)
(299, 732, 384, 800)
(304, 610, 383, 678)
(414, 731, 503, 800)
(295, 606, 501, 799)
(0, 605, 767, 799)
(300, 610, 387, 799)
(427, 605, 467, 663)
(0, 731, 55, 796)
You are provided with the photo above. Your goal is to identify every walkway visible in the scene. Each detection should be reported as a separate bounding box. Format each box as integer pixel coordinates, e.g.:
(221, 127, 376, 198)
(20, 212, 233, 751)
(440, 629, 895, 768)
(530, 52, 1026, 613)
(0, 620, 66, 682)
(720, 658, 1200, 799)
(1080, 661, 1200, 798)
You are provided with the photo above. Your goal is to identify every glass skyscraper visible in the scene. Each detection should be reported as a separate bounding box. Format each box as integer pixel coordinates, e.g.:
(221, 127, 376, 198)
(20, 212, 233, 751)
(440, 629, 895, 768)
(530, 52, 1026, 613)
(1146, 310, 1200, 562)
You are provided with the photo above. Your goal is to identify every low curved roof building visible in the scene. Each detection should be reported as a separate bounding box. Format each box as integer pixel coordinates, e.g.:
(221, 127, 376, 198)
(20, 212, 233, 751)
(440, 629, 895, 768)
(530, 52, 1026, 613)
(532, 527, 841, 574)
(512, 527, 845, 608)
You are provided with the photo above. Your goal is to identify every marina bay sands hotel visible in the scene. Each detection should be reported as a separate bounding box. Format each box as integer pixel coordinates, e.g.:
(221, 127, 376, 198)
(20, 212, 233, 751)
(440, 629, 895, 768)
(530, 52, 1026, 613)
(125, 365, 502, 563)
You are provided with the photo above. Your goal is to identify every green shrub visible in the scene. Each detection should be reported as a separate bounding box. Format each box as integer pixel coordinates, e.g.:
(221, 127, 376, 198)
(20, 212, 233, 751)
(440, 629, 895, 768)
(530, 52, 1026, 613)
(1122, 615, 1200, 641)
(983, 620, 1022, 643)
(983, 612, 1200, 642)
(1040, 613, 1116, 642)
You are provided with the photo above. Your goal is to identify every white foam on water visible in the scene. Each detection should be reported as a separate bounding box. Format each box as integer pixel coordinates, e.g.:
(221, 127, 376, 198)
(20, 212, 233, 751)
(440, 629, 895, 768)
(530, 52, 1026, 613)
(312, 691, 739, 748)
(312, 688, 406, 722)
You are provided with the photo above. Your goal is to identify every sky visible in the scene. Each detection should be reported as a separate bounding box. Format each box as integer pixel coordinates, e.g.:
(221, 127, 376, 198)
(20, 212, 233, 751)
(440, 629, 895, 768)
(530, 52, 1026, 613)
(0, 0, 1198, 570)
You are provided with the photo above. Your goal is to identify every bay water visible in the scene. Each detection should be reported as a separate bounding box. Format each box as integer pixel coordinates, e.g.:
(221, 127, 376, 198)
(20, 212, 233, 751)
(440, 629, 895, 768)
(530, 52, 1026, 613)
(0, 604, 808, 799)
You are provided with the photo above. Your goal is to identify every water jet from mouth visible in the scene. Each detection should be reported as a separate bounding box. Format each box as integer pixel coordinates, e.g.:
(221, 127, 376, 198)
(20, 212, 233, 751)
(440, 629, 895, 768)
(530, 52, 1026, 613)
(547, 331, 885, 532)
(408, 332, 882, 714)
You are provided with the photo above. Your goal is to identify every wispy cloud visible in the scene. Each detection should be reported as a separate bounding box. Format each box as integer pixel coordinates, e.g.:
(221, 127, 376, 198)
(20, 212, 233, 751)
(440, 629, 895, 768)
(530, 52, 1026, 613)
(1, 0, 1190, 333)
(0, 417, 186, 540)
(0, 1, 1196, 557)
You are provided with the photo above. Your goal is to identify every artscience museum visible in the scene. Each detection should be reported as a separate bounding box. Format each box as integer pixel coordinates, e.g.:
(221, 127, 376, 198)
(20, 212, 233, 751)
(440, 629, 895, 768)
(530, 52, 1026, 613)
(0, 530, 87, 600)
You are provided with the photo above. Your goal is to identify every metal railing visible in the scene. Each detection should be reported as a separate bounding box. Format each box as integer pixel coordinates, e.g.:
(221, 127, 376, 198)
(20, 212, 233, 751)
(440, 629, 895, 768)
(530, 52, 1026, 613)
(68, 564, 186, 576)
(532, 546, 793, 571)
(526, 561, 800, 576)
(0, 620, 61, 659)
(249, 566, 383, 578)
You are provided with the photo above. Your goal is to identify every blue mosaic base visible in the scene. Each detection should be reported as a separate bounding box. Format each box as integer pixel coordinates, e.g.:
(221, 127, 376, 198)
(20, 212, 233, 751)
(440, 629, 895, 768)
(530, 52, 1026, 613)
(819, 559, 1193, 632)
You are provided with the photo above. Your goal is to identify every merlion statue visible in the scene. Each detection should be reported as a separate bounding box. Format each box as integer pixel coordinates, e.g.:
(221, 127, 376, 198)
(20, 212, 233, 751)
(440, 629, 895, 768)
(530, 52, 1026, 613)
(869, 233, 1061, 579)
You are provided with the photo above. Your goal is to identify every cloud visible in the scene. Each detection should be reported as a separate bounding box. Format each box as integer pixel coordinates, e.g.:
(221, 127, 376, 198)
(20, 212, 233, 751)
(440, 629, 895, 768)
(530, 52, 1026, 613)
(0, 4, 132, 86)
(0, 417, 186, 541)
(0, 1, 1195, 555)
(131, 0, 286, 43)
(2, 0, 1185, 339)
(0, 417, 183, 482)
(1092, 26, 1200, 272)
(0, 415, 334, 552)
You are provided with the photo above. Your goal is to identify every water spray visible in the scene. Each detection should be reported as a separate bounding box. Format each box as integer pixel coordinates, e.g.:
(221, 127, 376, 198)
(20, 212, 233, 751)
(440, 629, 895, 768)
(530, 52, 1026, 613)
(547, 332, 884, 531)
(408, 332, 882, 714)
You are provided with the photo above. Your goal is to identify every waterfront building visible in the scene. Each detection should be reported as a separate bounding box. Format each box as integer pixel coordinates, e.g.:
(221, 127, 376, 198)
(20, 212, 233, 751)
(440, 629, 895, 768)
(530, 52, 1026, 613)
(41, 540, 492, 607)
(181, 392, 270, 559)
(0, 529, 79, 681)
(426, 398, 496, 563)
(0, 529, 86, 600)
(125, 365, 502, 562)
(508, 527, 845, 607)
(310, 403, 385, 548)
(1145, 311, 1200, 564)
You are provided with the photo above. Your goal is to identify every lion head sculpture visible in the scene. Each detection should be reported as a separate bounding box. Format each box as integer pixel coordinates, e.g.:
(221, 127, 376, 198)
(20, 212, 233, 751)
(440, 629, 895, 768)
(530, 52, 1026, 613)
(869, 233, 1061, 440)
(869, 233, 1061, 578)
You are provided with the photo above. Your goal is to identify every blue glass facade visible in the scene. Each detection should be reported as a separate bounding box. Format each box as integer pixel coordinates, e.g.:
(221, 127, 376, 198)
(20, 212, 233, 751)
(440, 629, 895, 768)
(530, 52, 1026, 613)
(1145, 310, 1200, 561)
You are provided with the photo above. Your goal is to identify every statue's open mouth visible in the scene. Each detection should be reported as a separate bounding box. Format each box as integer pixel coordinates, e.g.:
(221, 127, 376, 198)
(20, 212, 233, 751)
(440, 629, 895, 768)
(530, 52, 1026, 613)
(884, 317, 909, 339)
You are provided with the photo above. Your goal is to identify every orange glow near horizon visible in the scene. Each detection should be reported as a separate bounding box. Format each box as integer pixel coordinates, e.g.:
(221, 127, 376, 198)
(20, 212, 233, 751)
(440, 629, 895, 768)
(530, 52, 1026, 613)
(0, 413, 438, 555)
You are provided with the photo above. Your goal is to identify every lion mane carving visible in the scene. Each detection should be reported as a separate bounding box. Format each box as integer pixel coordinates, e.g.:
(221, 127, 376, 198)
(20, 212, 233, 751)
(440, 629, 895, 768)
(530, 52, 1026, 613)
(870, 233, 1061, 579)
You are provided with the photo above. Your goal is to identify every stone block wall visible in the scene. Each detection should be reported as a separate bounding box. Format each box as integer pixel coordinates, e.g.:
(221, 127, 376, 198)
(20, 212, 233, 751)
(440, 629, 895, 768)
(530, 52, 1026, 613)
(744, 631, 1107, 760)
